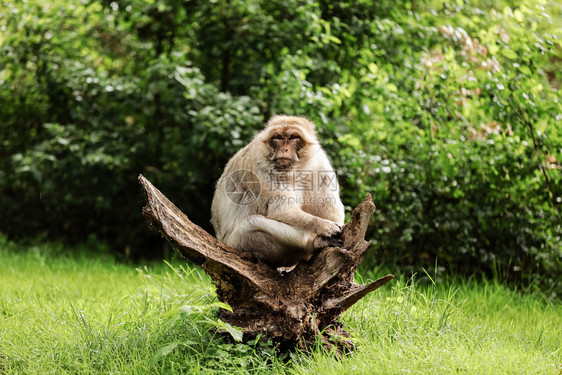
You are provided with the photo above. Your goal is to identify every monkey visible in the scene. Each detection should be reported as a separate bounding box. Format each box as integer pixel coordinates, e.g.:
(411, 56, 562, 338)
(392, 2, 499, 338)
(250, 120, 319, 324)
(211, 115, 345, 268)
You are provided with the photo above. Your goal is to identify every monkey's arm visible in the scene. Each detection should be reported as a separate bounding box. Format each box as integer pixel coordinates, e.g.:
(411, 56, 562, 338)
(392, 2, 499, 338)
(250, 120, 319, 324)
(223, 214, 317, 267)
(224, 214, 313, 248)
(267, 207, 342, 238)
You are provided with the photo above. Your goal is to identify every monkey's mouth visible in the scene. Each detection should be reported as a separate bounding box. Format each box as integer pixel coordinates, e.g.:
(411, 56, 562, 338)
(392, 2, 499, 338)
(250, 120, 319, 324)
(274, 158, 295, 169)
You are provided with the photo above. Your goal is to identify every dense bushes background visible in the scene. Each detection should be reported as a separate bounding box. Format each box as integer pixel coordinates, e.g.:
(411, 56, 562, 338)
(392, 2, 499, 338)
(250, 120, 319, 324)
(1, 0, 560, 291)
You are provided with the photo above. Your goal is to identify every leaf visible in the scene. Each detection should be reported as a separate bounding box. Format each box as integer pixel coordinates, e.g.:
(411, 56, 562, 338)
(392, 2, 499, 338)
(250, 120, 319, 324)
(338, 134, 362, 148)
(179, 305, 203, 315)
(385, 83, 398, 92)
(217, 320, 243, 342)
(514, 9, 524, 22)
(150, 342, 179, 365)
(501, 49, 518, 59)
(161, 342, 179, 356)
(518, 65, 531, 76)
(213, 301, 233, 312)
(329, 35, 342, 44)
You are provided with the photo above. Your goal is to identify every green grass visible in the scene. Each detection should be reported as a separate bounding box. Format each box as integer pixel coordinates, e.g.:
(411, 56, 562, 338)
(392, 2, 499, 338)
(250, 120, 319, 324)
(0, 240, 560, 374)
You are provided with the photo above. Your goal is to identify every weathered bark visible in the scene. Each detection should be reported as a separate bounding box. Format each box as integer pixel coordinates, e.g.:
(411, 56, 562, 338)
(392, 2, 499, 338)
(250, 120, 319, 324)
(138, 174, 393, 352)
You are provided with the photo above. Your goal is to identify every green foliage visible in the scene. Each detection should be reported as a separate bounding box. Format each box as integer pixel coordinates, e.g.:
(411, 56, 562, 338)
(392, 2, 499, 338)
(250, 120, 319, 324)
(0, 0, 262, 250)
(324, 0, 562, 291)
(0, 0, 560, 288)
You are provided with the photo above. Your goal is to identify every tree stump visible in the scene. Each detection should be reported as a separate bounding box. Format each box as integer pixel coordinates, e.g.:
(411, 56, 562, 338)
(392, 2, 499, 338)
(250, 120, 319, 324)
(138, 174, 393, 352)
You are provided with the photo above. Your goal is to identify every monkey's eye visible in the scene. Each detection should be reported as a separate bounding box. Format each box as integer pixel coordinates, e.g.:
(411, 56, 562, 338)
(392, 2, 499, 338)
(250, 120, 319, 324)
(272, 135, 283, 140)
(289, 134, 301, 140)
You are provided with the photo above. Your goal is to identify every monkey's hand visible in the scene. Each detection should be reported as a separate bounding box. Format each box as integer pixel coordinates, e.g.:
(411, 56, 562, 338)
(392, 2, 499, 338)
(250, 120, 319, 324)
(313, 235, 343, 250)
(312, 220, 343, 250)
(316, 219, 342, 237)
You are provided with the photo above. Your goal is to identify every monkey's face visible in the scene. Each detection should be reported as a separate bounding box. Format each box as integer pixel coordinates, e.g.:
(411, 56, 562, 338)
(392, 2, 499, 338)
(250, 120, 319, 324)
(267, 127, 307, 170)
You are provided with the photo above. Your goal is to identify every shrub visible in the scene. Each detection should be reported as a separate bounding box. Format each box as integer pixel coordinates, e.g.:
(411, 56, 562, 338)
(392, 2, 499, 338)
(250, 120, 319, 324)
(0, 0, 560, 290)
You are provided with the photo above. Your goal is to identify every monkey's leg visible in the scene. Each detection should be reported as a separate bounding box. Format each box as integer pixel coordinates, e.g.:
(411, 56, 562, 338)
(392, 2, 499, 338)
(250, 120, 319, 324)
(224, 214, 315, 267)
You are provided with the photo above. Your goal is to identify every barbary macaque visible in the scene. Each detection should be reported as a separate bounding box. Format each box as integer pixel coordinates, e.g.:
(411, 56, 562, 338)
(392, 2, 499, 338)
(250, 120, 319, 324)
(211, 115, 345, 268)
